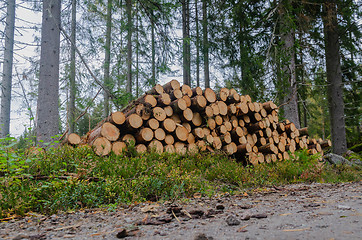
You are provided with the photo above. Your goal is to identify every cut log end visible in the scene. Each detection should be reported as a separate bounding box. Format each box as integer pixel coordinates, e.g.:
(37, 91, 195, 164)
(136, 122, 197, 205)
(162, 118, 176, 133)
(144, 95, 157, 107)
(101, 122, 120, 141)
(112, 141, 127, 155)
(148, 140, 164, 154)
(67, 133, 81, 145)
(175, 126, 189, 142)
(93, 137, 111, 156)
(204, 88, 216, 103)
(135, 144, 147, 154)
(136, 127, 154, 142)
(163, 79, 181, 92)
(111, 111, 126, 125)
(122, 134, 136, 145)
(153, 107, 167, 121)
(126, 114, 143, 130)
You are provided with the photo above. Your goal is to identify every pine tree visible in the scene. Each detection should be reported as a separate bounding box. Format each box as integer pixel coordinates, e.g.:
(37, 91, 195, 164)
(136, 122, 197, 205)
(202, 0, 210, 88)
(68, 0, 77, 133)
(103, 0, 113, 116)
(278, 0, 300, 128)
(322, 0, 347, 154)
(0, 0, 16, 137)
(182, 0, 191, 85)
(126, 0, 132, 97)
(36, 0, 61, 143)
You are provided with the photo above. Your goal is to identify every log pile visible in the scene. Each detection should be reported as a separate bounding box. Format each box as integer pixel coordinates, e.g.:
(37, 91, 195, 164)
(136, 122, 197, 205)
(66, 79, 331, 165)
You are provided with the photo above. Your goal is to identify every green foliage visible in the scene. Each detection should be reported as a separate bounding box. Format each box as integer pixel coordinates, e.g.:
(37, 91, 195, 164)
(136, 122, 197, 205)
(16, 128, 36, 151)
(349, 143, 362, 154)
(0, 136, 32, 177)
(0, 145, 361, 218)
(76, 102, 104, 136)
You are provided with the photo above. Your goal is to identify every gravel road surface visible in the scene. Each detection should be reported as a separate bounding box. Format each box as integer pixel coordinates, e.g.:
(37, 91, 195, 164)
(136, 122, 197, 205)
(1, 181, 361, 240)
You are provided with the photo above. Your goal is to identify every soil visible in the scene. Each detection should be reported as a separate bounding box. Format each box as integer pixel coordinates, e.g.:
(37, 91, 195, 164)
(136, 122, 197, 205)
(1, 181, 361, 240)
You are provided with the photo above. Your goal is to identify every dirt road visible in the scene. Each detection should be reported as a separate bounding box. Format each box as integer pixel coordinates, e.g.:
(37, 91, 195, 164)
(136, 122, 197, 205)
(1, 182, 361, 240)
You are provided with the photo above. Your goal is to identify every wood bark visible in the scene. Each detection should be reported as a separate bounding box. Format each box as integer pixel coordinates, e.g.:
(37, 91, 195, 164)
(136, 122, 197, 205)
(103, 0, 112, 117)
(126, 0, 132, 96)
(322, 0, 348, 154)
(36, 0, 61, 143)
(195, 0, 200, 87)
(151, 9, 156, 86)
(0, 0, 15, 137)
(68, 0, 76, 133)
(279, 1, 300, 129)
(182, 0, 191, 85)
(202, 0, 210, 88)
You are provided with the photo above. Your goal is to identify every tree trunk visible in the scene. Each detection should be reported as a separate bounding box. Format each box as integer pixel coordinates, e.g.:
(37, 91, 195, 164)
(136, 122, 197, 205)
(103, 0, 112, 117)
(135, 1, 139, 97)
(195, 0, 200, 87)
(279, 0, 300, 129)
(116, 0, 123, 93)
(151, 9, 156, 86)
(322, 1, 347, 154)
(202, 0, 210, 88)
(126, 0, 132, 97)
(182, 0, 191, 86)
(36, 0, 61, 143)
(68, 0, 76, 133)
(0, 0, 16, 137)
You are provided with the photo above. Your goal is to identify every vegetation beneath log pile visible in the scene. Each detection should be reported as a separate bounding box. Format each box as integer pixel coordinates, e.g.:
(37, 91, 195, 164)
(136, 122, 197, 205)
(0, 143, 361, 219)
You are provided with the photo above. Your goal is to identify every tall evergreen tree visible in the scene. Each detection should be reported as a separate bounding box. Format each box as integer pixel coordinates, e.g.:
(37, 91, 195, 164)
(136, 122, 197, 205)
(195, 0, 200, 87)
(182, 0, 191, 85)
(202, 0, 210, 88)
(68, 0, 77, 133)
(126, 0, 132, 96)
(0, 0, 16, 137)
(36, 0, 61, 143)
(278, 0, 300, 128)
(104, 0, 113, 116)
(322, 0, 347, 154)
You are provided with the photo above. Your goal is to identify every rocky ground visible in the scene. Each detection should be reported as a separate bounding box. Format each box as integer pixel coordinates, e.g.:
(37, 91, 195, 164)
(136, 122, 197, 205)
(1, 181, 361, 240)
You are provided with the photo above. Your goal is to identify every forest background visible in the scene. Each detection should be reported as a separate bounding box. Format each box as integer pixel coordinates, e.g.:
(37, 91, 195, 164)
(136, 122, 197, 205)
(0, 0, 360, 154)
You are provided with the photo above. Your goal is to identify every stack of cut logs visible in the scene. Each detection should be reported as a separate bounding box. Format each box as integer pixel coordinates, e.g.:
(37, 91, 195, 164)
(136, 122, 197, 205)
(66, 80, 331, 165)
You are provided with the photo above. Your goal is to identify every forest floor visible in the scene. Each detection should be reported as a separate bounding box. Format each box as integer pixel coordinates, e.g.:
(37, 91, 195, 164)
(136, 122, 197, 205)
(1, 181, 361, 240)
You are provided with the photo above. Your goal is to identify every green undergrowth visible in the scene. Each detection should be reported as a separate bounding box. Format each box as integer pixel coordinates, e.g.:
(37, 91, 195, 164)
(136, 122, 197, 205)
(0, 144, 361, 218)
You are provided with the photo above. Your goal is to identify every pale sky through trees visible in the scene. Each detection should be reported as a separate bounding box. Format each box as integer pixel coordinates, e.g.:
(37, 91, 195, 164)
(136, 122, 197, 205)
(1, 3, 41, 137)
